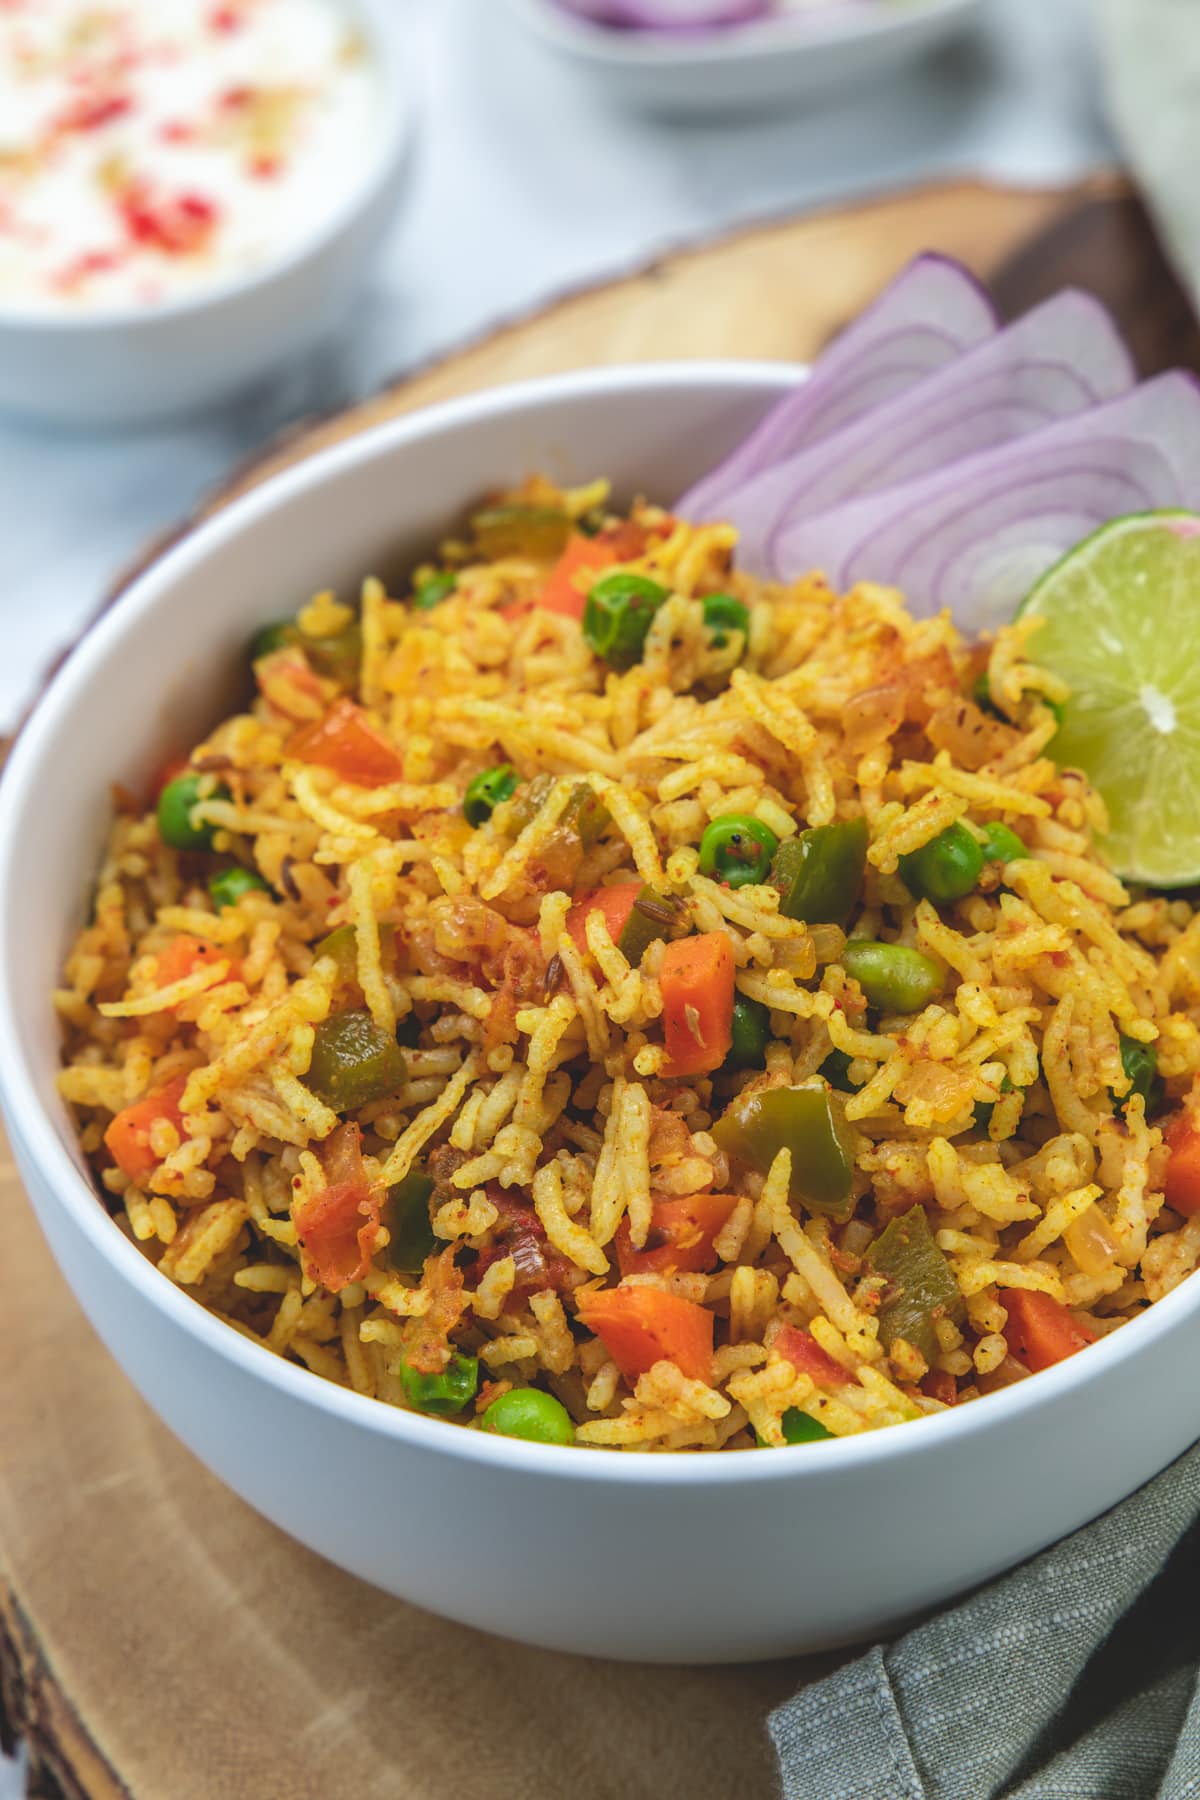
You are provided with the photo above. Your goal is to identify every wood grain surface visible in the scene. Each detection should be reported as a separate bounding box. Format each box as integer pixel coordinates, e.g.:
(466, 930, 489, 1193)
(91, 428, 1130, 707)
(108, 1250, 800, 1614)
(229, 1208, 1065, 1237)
(3, 172, 1192, 1800)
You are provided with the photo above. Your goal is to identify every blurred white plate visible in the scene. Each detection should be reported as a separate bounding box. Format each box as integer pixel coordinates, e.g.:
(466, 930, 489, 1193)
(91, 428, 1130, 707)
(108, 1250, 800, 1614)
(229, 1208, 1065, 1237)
(505, 0, 983, 116)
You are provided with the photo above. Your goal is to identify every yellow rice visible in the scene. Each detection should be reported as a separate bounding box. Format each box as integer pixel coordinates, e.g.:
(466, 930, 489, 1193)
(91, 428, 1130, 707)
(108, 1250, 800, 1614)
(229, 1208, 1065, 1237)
(55, 473, 1200, 1451)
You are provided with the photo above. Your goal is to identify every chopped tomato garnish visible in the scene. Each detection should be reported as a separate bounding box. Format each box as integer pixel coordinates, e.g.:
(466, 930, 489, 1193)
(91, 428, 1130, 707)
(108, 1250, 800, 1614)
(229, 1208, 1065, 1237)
(615, 1192, 739, 1276)
(1003, 1289, 1096, 1373)
(566, 881, 642, 959)
(104, 1075, 189, 1181)
(1164, 1111, 1200, 1217)
(774, 1325, 847, 1388)
(288, 698, 405, 788)
(660, 932, 735, 1078)
(576, 1285, 714, 1384)
(293, 1122, 382, 1293)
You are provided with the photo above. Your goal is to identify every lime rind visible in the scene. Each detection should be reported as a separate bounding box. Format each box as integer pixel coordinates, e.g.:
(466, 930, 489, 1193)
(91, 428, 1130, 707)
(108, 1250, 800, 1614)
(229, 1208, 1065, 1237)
(1019, 510, 1200, 887)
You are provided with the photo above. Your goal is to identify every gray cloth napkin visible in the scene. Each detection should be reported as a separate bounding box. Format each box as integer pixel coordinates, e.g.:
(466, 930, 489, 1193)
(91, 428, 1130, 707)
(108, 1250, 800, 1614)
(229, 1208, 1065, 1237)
(1097, 0, 1200, 307)
(770, 1441, 1200, 1798)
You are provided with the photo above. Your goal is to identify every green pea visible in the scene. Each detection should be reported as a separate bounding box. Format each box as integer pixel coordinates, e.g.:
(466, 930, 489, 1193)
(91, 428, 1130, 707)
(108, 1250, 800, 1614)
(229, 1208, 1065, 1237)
(250, 619, 298, 661)
(383, 1168, 436, 1273)
(698, 814, 779, 889)
(1116, 1034, 1163, 1118)
(306, 1009, 407, 1112)
(820, 1048, 857, 1093)
(979, 822, 1029, 867)
(726, 995, 771, 1070)
(482, 1386, 576, 1445)
(413, 572, 457, 610)
(157, 773, 230, 852)
(399, 1352, 478, 1417)
(582, 572, 670, 670)
(464, 764, 519, 827)
(898, 823, 984, 904)
(756, 1408, 834, 1447)
(208, 866, 270, 910)
(842, 940, 943, 1014)
(702, 592, 750, 647)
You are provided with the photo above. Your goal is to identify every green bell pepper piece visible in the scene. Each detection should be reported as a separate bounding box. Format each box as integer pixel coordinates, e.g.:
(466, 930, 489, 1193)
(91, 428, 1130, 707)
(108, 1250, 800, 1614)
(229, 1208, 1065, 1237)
(382, 1168, 436, 1273)
(399, 1351, 478, 1417)
(313, 923, 358, 984)
(711, 1085, 855, 1220)
(470, 505, 572, 560)
(864, 1205, 964, 1363)
(769, 817, 868, 927)
(616, 885, 685, 966)
(306, 1009, 407, 1112)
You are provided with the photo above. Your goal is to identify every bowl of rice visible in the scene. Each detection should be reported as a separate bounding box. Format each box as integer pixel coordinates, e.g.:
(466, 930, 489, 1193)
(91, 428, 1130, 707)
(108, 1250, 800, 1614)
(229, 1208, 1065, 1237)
(2, 362, 1199, 1664)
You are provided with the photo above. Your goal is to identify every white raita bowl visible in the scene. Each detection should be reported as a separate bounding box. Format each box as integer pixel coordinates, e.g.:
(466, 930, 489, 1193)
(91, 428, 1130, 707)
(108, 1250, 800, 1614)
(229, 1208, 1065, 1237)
(1, 363, 1197, 1663)
(0, 0, 413, 429)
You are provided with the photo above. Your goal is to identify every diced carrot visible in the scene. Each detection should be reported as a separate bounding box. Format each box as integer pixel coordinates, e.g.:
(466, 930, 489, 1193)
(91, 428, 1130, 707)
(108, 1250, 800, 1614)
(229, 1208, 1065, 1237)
(774, 1324, 847, 1388)
(293, 1122, 383, 1293)
(576, 1285, 714, 1384)
(660, 931, 735, 1078)
(1164, 1111, 1200, 1217)
(1003, 1289, 1097, 1373)
(501, 521, 659, 621)
(566, 881, 643, 959)
(288, 697, 404, 788)
(615, 1192, 739, 1276)
(154, 934, 240, 988)
(104, 1074, 189, 1181)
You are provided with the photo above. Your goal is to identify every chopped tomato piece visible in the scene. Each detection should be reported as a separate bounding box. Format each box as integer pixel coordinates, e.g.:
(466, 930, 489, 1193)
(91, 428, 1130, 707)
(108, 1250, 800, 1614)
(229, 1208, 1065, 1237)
(660, 931, 735, 1077)
(576, 1285, 714, 1385)
(293, 1122, 382, 1293)
(1003, 1289, 1096, 1373)
(566, 881, 643, 959)
(774, 1324, 847, 1388)
(615, 1192, 739, 1276)
(288, 698, 405, 788)
(154, 934, 240, 988)
(1164, 1111, 1200, 1217)
(104, 1075, 189, 1181)
(922, 1369, 959, 1407)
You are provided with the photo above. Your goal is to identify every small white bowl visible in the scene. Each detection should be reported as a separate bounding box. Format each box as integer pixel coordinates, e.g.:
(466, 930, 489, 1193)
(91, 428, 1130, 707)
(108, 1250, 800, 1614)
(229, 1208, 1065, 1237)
(504, 0, 983, 117)
(1, 363, 1198, 1663)
(0, 0, 414, 429)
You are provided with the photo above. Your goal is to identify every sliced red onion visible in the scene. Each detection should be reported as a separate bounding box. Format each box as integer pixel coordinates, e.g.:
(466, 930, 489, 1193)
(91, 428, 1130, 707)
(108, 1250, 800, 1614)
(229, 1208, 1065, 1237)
(771, 372, 1200, 633)
(556, 0, 770, 26)
(676, 253, 998, 522)
(712, 290, 1136, 574)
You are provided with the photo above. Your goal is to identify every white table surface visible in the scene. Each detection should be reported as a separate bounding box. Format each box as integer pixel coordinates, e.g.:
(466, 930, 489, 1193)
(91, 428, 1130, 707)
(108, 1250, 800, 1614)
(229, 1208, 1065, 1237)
(0, 0, 1111, 1790)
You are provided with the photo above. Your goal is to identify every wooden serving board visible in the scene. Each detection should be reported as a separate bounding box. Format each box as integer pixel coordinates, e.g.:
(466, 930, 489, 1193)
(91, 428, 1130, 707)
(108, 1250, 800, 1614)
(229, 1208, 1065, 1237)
(3, 174, 1195, 1800)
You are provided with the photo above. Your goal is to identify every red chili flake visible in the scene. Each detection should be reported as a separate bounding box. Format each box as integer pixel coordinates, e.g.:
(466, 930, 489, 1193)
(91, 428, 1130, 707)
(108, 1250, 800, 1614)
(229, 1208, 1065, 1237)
(119, 182, 220, 256)
(159, 120, 193, 144)
(219, 84, 253, 110)
(250, 154, 281, 180)
(53, 248, 121, 291)
(209, 4, 243, 30)
(57, 92, 132, 133)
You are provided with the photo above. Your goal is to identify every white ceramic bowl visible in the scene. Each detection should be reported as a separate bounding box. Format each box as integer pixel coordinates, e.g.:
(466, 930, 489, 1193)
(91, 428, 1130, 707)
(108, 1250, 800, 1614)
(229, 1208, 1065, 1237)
(2, 363, 1198, 1665)
(504, 0, 983, 117)
(0, 0, 413, 429)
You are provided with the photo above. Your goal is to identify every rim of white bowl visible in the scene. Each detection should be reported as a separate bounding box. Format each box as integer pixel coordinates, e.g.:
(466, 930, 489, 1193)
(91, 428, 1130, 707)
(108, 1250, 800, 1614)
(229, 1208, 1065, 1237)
(0, 0, 413, 335)
(508, 0, 981, 66)
(1, 358, 1197, 1491)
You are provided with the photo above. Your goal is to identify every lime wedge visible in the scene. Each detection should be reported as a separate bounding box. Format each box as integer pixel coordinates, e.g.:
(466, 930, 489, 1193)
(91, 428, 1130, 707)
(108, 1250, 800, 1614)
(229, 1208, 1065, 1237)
(1019, 511, 1200, 887)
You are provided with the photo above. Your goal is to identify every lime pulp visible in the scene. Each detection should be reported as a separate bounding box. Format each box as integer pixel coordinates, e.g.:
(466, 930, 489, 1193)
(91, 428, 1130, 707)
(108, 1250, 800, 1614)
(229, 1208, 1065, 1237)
(1018, 511, 1200, 887)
